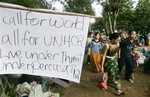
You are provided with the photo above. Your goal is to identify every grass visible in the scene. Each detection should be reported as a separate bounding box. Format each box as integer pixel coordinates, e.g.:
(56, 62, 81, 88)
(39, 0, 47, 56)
(51, 84, 65, 96)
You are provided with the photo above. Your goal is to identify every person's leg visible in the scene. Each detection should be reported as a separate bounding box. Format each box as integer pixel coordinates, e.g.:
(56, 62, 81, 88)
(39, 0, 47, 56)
(90, 52, 100, 72)
(131, 56, 136, 80)
(109, 80, 127, 95)
(144, 58, 150, 73)
(118, 58, 125, 73)
(95, 53, 101, 72)
(131, 73, 135, 80)
(87, 47, 91, 64)
(83, 54, 87, 64)
(87, 55, 90, 64)
(125, 57, 133, 82)
(116, 89, 127, 96)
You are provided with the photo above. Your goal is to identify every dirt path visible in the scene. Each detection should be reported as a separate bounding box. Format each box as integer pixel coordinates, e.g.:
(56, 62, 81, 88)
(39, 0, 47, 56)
(62, 64, 150, 97)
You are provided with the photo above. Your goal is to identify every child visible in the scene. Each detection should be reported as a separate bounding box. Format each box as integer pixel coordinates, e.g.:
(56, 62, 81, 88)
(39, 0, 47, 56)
(131, 45, 138, 80)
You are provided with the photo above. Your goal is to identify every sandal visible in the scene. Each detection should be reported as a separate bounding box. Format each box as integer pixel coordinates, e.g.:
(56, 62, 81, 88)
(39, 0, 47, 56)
(101, 87, 106, 91)
(116, 91, 127, 96)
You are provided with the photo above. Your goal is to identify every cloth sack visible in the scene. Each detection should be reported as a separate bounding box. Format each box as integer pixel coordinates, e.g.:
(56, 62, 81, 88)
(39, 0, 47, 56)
(137, 53, 146, 64)
(29, 82, 45, 97)
(17, 82, 31, 95)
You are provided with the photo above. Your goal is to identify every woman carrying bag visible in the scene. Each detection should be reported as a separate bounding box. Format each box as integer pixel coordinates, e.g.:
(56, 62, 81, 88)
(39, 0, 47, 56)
(100, 33, 127, 96)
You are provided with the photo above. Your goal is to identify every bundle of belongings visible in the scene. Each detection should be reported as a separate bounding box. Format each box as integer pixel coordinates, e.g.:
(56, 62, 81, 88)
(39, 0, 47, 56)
(136, 47, 150, 73)
(137, 52, 146, 65)
(17, 74, 59, 97)
(136, 47, 149, 65)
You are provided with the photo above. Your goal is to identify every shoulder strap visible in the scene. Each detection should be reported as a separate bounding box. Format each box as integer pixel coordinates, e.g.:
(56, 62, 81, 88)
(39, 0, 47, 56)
(105, 43, 109, 49)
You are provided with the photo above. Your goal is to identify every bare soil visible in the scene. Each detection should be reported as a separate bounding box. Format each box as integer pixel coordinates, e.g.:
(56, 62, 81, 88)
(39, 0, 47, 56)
(62, 64, 150, 97)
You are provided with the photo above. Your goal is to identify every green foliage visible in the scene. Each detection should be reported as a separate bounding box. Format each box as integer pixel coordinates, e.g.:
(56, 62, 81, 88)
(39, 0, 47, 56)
(117, 0, 135, 30)
(0, 0, 52, 9)
(0, 75, 17, 97)
(97, 0, 129, 33)
(91, 18, 105, 31)
(5, 83, 17, 97)
(134, 0, 150, 32)
(93, 0, 150, 33)
(61, 0, 95, 15)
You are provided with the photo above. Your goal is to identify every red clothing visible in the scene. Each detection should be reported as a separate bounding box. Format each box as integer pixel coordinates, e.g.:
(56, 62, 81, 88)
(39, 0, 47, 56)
(135, 54, 138, 61)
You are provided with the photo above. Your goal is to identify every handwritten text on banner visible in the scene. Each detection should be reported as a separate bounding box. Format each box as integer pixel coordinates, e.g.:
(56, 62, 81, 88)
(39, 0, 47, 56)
(0, 7, 90, 83)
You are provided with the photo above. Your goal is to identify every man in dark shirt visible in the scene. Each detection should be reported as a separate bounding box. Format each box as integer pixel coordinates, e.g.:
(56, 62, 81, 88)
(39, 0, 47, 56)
(119, 30, 141, 83)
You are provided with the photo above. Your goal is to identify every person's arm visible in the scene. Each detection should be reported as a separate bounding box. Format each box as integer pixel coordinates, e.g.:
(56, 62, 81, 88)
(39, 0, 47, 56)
(118, 48, 121, 58)
(136, 38, 142, 47)
(100, 42, 104, 51)
(101, 44, 108, 72)
(118, 41, 123, 59)
(138, 41, 142, 47)
(89, 39, 93, 47)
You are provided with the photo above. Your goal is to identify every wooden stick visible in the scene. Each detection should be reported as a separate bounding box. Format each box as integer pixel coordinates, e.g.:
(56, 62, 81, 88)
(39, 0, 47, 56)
(0, 4, 100, 19)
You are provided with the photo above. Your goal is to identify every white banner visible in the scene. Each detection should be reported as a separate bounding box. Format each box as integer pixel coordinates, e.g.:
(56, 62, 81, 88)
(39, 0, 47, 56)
(0, 7, 90, 83)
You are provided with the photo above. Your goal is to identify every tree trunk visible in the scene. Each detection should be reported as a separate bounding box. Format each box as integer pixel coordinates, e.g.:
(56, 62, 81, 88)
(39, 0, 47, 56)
(105, 0, 113, 34)
(108, 12, 113, 34)
(112, 8, 120, 33)
(113, 13, 117, 33)
(105, 22, 109, 36)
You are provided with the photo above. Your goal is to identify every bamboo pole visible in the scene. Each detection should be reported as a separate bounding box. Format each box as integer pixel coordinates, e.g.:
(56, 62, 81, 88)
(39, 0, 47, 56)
(0, 3, 100, 19)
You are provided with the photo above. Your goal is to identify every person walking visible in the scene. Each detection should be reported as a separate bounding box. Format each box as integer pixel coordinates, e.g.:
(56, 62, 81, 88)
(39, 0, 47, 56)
(118, 30, 142, 83)
(101, 33, 127, 95)
(84, 32, 93, 65)
(90, 32, 102, 72)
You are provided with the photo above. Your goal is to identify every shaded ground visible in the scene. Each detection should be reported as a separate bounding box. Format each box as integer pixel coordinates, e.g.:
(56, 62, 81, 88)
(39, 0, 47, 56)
(62, 63, 150, 97)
